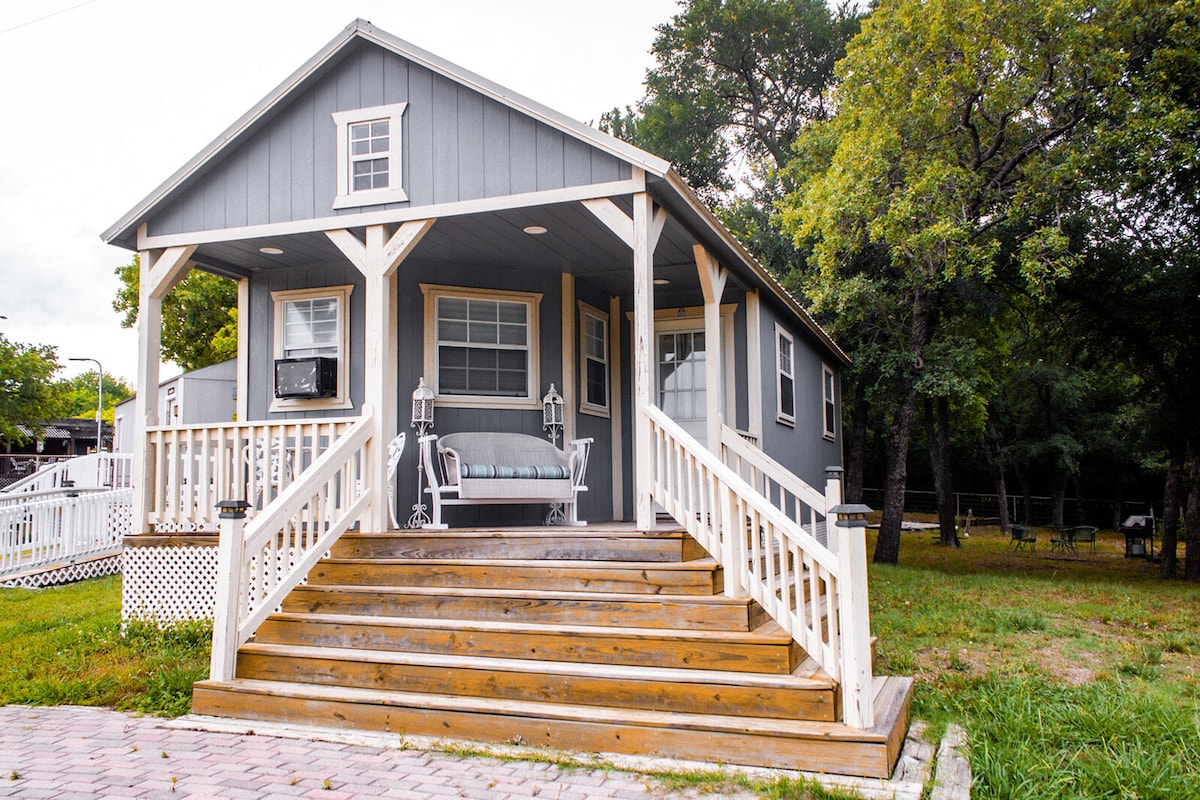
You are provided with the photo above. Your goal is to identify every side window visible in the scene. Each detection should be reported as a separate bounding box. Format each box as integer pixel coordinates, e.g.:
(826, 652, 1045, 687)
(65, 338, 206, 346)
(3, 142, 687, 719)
(579, 303, 609, 417)
(332, 102, 408, 209)
(822, 364, 837, 440)
(271, 285, 353, 411)
(776, 324, 795, 426)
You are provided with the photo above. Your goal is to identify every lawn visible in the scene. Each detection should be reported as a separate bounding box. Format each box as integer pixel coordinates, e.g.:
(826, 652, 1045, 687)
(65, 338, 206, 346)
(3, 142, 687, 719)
(0, 532, 1197, 799)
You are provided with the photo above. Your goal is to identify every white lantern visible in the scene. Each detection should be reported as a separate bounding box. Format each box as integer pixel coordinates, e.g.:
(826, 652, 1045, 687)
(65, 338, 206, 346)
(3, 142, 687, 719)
(542, 383, 564, 444)
(411, 377, 435, 429)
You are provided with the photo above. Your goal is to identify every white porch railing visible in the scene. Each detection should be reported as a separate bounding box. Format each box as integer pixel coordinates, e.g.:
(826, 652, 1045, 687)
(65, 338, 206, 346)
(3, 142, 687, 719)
(720, 425, 832, 549)
(0, 486, 131, 578)
(646, 405, 874, 728)
(209, 412, 373, 682)
(0, 453, 133, 502)
(145, 418, 357, 531)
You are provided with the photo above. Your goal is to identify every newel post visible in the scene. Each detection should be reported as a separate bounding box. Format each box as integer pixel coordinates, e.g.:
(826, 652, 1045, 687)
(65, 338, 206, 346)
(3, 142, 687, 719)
(831, 501, 875, 729)
(210, 498, 250, 683)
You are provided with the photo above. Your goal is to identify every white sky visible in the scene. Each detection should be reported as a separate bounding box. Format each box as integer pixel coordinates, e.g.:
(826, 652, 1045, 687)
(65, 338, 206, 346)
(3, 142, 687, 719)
(0, 0, 679, 385)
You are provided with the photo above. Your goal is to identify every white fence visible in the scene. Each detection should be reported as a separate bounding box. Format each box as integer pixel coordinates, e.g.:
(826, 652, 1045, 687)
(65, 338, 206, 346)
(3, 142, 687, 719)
(0, 487, 131, 579)
(0, 453, 132, 504)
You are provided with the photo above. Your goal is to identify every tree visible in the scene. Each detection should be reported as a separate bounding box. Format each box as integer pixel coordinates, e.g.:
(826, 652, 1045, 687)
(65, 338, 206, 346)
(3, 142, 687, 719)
(58, 371, 134, 424)
(781, 0, 1121, 563)
(0, 333, 65, 444)
(113, 255, 237, 371)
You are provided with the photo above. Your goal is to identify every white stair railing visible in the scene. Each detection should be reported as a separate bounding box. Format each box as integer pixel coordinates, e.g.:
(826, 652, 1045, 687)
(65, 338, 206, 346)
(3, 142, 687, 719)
(0, 486, 131, 578)
(646, 405, 874, 728)
(209, 412, 373, 682)
(145, 418, 357, 531)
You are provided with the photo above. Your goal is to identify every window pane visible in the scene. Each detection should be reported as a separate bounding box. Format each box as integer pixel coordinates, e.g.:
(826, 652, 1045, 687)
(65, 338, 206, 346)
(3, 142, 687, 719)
(440, 346, 468, 368)
(438, 319, 469, 343)
(468, 300, 498, 322)
(439, 298, 469, 321)
(586, 359, 606, 407)
(370, 120, 389, 137)
(781, 376, 795, 416)
(497, 323, 526, 345)
(497, 302, 526, 324)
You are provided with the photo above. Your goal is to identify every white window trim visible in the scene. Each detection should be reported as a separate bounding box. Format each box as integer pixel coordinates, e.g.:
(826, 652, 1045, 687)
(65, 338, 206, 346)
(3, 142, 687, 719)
(776, 323, 796, 427)
(420, 283, 542, 410)
(579, 301, 610, 418)
(332, 102, 409, 210)
(822, 363, 837, 441)
(270, 285, 354, 413)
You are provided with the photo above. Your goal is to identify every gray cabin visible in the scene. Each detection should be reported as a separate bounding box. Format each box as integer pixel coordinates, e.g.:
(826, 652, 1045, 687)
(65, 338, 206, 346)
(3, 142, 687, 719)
(103, 20, 909, 778)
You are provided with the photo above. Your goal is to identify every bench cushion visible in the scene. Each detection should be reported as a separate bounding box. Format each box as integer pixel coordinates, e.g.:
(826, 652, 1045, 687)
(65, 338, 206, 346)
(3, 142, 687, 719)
(460, 464, 571, 480)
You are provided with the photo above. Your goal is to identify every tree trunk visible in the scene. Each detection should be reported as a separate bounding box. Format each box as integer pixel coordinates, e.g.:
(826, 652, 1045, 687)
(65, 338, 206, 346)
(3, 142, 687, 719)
(926, 397, 959, 547)
(1051, 478, 1066, 527)
(873, 383, 919, 565)
(1014, 463, 1033, 524)
(1160, 446, 1184, 579)
(844, 377, 868, 504)
(982, 415, 1010, 532)
(873, 291, 931, 566)
(1185, 448, 1200, 582)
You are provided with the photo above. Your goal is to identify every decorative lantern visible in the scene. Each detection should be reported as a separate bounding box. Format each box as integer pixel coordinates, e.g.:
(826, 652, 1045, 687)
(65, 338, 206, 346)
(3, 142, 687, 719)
(411, 377, 435, 433)
(542, 383, 564, 445)
(406, 378, 436, 528)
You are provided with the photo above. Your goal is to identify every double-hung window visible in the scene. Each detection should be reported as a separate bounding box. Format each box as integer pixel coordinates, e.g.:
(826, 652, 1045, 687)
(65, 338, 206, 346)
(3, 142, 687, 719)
(271, 285, 353, 410)
(822, 364, 837, 440)
(579, 303, 609, 416)
(422, 285, 542, 407)
(776, 324, 795, 426)
(332, 102, 408, 209)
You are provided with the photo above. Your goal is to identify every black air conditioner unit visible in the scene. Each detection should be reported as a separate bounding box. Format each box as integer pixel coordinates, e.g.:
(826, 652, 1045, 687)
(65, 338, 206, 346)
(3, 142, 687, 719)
(274, 356, 337, 399)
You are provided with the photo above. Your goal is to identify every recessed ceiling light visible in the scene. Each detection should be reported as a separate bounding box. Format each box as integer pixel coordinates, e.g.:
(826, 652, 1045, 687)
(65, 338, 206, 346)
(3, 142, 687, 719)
(259, 246, 284, 255)
(523, 225, 548, 235)
(654, 278, 670, 285)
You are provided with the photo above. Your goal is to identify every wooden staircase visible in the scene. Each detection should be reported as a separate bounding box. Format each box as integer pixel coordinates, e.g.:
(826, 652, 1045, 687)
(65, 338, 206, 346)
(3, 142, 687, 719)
(192, 525, 912, 778)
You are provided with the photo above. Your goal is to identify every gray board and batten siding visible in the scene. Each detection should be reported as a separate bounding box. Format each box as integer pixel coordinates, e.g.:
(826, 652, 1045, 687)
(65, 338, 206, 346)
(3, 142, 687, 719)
(147, 40, 631, 239)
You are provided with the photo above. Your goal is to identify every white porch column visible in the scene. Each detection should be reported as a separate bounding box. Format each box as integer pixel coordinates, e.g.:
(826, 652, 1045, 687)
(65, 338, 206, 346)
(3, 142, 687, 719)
(632, 191, 656, 529)
(132, 245, 195, 534)
(694, 244, 728, 456)
(235, 278, 249, 422)
(328, 221, 433, 532)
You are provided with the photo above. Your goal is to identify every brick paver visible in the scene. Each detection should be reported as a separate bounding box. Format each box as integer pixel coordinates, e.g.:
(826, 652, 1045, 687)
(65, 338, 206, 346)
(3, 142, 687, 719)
(0, 707, 752, 799)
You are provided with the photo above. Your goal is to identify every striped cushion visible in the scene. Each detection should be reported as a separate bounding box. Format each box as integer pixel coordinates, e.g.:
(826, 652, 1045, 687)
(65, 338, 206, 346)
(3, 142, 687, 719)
(459, 463, 571, 480)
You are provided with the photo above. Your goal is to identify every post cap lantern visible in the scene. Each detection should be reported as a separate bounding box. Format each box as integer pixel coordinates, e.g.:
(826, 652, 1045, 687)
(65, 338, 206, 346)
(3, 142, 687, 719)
(411, 377, 435, 426)
(542, 383, 564, 428)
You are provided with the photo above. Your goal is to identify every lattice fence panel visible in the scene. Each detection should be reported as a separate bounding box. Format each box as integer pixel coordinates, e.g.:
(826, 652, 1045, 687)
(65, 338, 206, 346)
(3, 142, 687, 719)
(122, 546, 219, 624)
(0, 554, 122, 589)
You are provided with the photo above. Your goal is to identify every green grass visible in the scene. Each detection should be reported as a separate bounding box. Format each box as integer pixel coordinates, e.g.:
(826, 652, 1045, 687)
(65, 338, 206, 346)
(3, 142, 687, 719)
(2, 533, 1198, 799)
(0, 575, 209, 715)
(872, 527, 1200, 799)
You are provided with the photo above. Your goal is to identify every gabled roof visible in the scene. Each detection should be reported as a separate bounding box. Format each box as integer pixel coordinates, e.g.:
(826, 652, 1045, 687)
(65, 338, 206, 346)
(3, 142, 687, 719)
(102, 19, 847, 365)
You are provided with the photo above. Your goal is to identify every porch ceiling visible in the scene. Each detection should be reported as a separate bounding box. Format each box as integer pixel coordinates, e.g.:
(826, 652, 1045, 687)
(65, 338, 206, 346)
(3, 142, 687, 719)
(190, 199, 745, 301)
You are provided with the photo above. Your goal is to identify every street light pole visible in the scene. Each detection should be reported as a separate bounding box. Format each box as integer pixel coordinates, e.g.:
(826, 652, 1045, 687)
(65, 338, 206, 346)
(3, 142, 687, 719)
(69, 357, 104, 453)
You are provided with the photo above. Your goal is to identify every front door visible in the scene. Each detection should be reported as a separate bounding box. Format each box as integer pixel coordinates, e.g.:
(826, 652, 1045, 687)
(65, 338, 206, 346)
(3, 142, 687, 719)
(657, 328, 708, 446)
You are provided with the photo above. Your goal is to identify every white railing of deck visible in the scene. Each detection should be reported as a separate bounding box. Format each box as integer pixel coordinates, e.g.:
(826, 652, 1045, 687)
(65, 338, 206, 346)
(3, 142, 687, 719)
(209, 412, 373, 682)
(0, 487, 131, 578)
(720, 426, 832, 549)
(0, 453, 133, 501)
(645, 405, 874, 728)
(145, 418, 357, 530)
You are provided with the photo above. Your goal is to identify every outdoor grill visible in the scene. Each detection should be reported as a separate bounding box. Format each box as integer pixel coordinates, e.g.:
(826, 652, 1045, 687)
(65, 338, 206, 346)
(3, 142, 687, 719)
(1119, 515, 1156, 559)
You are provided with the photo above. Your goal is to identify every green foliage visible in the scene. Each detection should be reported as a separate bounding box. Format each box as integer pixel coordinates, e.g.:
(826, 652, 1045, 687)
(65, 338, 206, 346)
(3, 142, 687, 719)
(113, 255, 237, 371)
(0, 333, 65, 443)
(58, 371, 133, 423)
(0, 575, 210, 716)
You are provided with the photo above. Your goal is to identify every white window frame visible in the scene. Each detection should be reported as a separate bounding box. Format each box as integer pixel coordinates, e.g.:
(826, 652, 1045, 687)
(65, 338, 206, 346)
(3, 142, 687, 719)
(822, 364, 837, 441)
(421, 284, 542, 410)
(332, 102, 408, 210)
(270, 285, 354, 412)
(775, 323, 796, 426)
(579, 302, 610, 418)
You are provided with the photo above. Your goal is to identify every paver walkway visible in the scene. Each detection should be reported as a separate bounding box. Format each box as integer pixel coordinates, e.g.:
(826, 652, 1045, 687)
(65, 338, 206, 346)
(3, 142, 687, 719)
(0, 706, 748, 799)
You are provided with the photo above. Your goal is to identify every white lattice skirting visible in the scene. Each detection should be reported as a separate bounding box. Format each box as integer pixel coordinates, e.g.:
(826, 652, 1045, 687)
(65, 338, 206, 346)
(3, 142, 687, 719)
(0, 553, 123, 589)
(122, 545, 219, 624)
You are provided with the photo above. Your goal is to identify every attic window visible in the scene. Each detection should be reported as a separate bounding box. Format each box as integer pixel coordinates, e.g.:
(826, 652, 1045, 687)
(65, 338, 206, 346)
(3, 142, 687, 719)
(332, 102, 408, 209)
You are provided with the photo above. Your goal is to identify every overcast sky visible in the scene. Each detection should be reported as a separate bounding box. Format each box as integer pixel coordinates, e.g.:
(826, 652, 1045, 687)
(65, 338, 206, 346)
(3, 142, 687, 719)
(0, 0, 679, 384)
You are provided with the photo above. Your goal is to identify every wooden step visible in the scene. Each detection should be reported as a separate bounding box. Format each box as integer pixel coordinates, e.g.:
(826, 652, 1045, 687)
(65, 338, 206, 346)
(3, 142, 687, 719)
(331, 529, 708, 562)
(191, 675, 913, 778)
(306, 558, 724, 595)
(234, 643, 838, 721)
(282, 585, 767, 631)
(251, 613, 801, 674)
